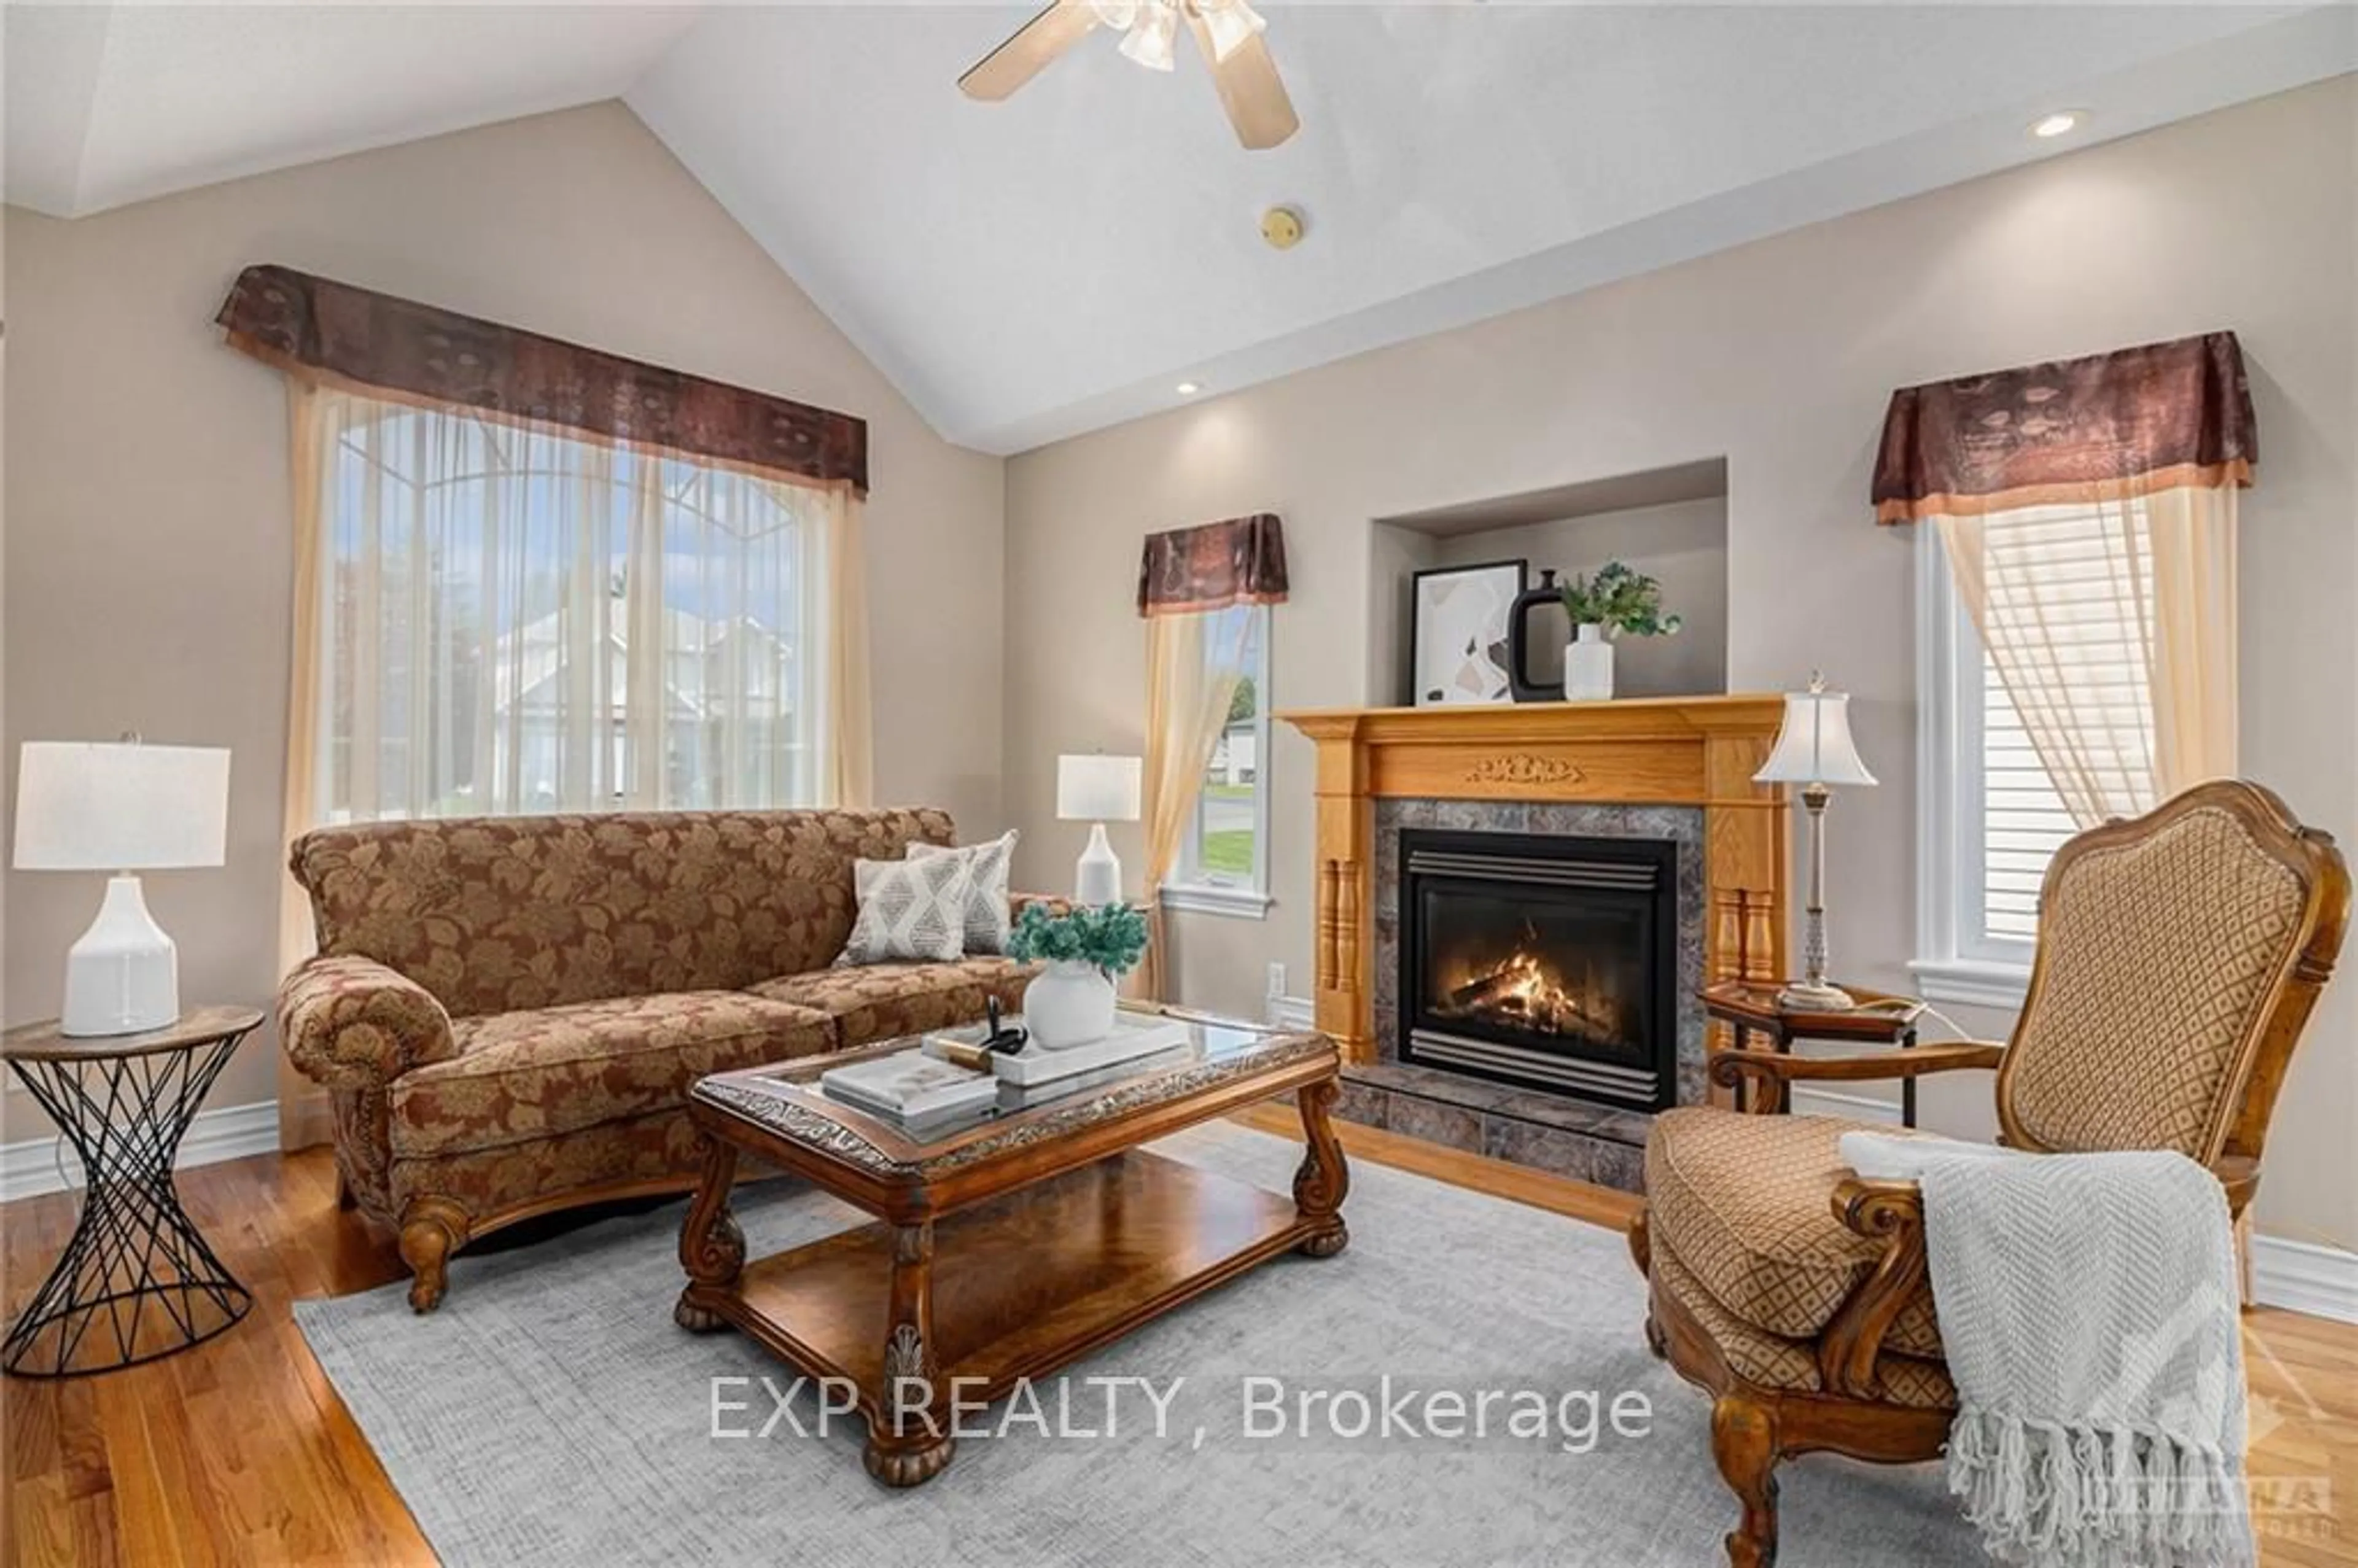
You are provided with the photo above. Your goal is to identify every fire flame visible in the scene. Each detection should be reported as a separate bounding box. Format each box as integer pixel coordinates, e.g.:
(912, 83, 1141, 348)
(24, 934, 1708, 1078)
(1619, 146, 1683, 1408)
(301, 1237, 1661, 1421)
(1433, 928, 1628, 1046)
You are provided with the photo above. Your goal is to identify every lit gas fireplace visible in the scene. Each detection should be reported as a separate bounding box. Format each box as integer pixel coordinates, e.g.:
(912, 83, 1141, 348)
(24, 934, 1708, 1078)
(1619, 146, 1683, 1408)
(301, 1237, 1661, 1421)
(1399, 829, 1676, 1111)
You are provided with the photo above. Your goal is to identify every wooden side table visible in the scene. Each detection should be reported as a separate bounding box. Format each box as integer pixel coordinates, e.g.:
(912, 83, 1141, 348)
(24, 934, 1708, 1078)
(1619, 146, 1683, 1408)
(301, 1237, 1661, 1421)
(1, 1006, 262, 1377)
(1700, 980, 1928, 1127)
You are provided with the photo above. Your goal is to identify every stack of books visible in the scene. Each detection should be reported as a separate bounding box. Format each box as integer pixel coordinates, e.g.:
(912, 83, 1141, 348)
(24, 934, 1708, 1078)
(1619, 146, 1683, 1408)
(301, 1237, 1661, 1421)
(922, 1012, 1194, 1087)
(817, 1052, 997, 1138)
(819, 1014, 1202, 1136)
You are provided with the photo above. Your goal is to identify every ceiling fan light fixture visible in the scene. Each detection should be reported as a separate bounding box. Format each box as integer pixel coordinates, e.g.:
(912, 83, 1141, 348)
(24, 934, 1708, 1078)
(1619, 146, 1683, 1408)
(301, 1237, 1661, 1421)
(1088, 0, 1141, 27)
(1119, 3, 1179, 71)
(1197, 0, 1267, 63)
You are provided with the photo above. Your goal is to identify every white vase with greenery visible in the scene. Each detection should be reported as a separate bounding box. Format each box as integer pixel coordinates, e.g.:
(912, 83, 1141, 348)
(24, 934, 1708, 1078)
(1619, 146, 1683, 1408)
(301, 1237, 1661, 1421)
(1022, 960, 1118, 1049)
(1007, 902, 1150, 1050)
(1565, 623, 1615, 701)
(1557, 562, 1683, 704)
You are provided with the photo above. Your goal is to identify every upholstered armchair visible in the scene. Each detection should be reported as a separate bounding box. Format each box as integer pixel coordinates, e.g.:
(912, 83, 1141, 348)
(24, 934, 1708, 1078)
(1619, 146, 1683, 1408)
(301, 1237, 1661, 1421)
(1629, 780, 2349, 1567)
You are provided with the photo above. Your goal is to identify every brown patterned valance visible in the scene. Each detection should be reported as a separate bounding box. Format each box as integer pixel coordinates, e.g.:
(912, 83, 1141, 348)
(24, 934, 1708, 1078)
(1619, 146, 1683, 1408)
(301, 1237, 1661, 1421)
(1137, 514, 1289, 618)
(217, 265, 868, 496)
(1872, 331, 2254, 524)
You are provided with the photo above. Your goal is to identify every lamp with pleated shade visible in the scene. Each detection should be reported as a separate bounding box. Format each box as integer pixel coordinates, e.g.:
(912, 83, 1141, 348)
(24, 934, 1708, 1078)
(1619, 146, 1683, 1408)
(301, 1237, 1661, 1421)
(1753, 675, 1877, 1011)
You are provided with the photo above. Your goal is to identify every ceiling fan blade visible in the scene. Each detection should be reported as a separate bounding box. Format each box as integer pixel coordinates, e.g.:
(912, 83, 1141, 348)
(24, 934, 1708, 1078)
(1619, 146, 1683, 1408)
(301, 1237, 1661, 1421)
(1184, 10, 1299, 150)
(959, 1, 1102, 101)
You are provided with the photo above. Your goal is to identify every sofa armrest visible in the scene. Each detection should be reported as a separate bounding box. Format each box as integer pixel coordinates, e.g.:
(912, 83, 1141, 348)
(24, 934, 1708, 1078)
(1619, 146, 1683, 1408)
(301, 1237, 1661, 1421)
(278, 955, 458, 1090)
(1011, 891, 1076, 920)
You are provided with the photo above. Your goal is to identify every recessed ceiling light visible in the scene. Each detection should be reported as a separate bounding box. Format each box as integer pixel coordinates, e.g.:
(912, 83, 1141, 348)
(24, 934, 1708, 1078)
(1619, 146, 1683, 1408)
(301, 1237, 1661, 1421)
(1176, 381, 1202, 397)
(2029, 111, 2083, 140)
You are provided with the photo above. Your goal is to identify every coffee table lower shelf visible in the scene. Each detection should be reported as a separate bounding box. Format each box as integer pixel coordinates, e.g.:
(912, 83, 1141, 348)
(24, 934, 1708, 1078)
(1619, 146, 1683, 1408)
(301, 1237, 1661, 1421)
(675, 1149, 1342, 1485)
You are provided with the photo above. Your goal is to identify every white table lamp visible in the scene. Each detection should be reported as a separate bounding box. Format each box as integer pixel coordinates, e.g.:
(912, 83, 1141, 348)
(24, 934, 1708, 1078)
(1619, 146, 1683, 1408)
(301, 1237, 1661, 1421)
(1057, 753, 1142, 907)
(1753, 675, 1877, 1012)
(14, 740, 232, 1036)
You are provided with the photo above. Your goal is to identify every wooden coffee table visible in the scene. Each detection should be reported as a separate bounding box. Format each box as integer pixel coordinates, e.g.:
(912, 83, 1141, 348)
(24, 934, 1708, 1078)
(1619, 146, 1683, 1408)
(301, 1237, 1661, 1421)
(674, 1012, 1347, 1486)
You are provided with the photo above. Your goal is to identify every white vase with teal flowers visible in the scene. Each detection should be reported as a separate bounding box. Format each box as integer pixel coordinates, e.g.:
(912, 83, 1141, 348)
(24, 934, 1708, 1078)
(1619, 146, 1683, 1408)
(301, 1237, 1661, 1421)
(1006, 902, 1150, 1051)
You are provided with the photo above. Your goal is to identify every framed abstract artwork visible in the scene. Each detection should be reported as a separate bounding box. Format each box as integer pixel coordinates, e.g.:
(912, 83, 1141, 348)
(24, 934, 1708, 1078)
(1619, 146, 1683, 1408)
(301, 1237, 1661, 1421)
(1411, 559, 1527, 707)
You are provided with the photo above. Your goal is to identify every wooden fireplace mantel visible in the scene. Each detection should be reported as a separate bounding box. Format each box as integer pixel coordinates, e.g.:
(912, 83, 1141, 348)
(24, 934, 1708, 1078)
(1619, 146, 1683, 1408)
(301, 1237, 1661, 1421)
(1277, 696, 1792, 1065)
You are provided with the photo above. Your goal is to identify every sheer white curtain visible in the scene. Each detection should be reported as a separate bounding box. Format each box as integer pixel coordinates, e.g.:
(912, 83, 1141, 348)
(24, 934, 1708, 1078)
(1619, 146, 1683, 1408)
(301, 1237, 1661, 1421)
(1935, 483, 2238, 830)
(1136, 605, 1255, 1001)
(274, 387, 867, 1148)
(289, 387, 857, 827)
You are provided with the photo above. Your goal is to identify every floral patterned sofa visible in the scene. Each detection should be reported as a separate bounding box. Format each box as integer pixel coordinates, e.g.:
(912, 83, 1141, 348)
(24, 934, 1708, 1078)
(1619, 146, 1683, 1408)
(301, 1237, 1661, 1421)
(278, 807, 1041, 1311)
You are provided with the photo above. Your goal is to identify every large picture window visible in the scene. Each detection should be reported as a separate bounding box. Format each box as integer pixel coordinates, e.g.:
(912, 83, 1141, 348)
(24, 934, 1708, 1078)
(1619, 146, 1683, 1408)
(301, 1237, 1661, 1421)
(303, 390, 840, 823)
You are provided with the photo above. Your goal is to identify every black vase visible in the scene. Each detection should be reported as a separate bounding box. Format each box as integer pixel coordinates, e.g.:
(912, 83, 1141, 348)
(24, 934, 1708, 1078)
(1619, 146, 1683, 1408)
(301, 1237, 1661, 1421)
(1507, 569, 1568, 703)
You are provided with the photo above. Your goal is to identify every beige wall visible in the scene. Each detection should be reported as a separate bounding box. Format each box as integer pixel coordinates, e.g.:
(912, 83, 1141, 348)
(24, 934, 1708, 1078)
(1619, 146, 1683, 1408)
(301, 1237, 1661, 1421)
(1, 103, 1008, 1138)
(1005, 79, 2358, 1245)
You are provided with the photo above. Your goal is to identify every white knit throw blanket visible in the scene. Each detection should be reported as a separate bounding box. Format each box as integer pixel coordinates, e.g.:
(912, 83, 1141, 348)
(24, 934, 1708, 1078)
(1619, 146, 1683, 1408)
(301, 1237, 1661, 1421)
(1841, 1133, 2254, 1568)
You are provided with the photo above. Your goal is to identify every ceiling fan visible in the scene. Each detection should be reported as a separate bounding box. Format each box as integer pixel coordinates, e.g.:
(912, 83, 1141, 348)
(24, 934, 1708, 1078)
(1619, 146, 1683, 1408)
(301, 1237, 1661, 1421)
(959, 0, 1299, 150)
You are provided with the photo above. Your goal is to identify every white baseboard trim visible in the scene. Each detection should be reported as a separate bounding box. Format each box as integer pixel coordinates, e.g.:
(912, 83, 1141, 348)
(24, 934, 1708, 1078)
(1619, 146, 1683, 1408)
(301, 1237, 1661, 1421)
(2251, 1235, 2358, 1325)
(0, 1098, 281, 1205)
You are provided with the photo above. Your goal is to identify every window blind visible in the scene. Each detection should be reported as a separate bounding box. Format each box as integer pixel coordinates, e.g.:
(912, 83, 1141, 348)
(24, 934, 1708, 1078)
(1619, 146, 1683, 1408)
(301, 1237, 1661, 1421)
(1971, 501, 2152, 941)
(1979, 650, 2079, 941)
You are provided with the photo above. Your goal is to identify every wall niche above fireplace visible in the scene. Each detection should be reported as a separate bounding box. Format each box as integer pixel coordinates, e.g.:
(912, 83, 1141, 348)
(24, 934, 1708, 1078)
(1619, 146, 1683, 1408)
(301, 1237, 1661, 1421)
(1399, 828, 1679, 1111)
(1371, 457, 1731, 707)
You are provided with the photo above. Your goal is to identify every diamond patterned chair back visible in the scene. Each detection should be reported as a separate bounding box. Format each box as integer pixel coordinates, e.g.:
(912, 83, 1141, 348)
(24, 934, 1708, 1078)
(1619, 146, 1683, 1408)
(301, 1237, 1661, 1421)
(1997, 780, 2349, 1166)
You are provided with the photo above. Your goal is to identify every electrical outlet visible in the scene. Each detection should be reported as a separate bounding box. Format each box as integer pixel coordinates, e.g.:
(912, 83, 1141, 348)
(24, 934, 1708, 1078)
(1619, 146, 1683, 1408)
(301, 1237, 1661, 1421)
(1266, 961, 1286, 999)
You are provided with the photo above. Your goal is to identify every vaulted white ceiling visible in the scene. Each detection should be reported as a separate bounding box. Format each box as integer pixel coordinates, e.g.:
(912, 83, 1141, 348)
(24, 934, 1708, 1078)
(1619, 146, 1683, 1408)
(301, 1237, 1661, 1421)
(9, 4, 2354, 454)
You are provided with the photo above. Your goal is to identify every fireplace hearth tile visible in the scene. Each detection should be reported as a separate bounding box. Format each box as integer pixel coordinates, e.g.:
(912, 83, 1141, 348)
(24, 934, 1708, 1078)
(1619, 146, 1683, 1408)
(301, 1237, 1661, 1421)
(1488, 1090, 1620, 1139)
(1482, 1119, 1598, 1184)
(1382, 1095, 1484, 1154)
(1332, 1078, 1391, 1131)
(1331, 1068, 1659, 1195)
(1589, 1139, 1646, 1193)
(1344, 1060, 1518, 1114)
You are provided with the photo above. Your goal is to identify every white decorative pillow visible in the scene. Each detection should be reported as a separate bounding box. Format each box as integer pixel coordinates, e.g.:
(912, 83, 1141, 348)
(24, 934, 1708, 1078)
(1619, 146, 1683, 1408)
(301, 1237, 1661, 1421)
(835, 853, 975, 966)
(906, 831, 1019, 955)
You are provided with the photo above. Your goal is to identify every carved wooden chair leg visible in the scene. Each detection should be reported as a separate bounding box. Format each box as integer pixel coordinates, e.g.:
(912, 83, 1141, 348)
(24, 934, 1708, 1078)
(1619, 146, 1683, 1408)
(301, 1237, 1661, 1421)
(1627, 1212, 1669, 1357)
(397, 1197, 470, 1314)
(1710, 1393, 1782, 1568)
(334, 1169, 358, 1211)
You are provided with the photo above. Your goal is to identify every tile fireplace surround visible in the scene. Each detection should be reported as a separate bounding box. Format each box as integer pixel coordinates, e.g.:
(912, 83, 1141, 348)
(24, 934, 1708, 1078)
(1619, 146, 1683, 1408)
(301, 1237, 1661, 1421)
(1278, 697, 1792, 1191)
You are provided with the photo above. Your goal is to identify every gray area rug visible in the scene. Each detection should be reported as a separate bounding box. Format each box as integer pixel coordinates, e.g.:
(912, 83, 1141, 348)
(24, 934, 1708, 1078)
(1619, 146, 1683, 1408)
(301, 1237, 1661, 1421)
(296, 1122, 1982, 1566)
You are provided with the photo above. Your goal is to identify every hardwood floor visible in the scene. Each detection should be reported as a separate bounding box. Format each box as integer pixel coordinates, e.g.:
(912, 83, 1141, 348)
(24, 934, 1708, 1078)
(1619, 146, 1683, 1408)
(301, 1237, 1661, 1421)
(3, 1114, 2352, 1566)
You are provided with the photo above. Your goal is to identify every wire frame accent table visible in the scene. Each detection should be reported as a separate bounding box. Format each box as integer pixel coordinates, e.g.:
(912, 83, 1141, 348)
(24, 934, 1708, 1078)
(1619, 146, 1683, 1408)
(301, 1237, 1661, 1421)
(2, 1006, 262, 1378)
